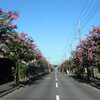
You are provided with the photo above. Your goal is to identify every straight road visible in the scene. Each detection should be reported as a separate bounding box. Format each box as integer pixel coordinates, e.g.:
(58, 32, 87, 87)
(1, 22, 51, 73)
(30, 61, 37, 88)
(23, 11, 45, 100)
(1, 70, 100, 100)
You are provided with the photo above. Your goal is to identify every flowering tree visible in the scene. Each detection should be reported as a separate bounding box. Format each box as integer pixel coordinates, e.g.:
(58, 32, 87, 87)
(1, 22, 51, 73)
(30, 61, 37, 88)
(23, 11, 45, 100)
(56, 59, 74, 74)
(0, 8, 53, 84)
(1, 32, 36, 59)
(0, 8, 18, 58)
(71, 25, 100, 81)
(0, 8, 18, 38)
(0, 31, 37, 84)
(89, 25, 100, 72)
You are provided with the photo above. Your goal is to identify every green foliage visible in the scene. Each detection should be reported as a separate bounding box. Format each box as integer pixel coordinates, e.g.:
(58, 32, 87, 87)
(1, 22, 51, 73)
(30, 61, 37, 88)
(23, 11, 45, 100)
(18, 62, 27, 79)
(71, 65, 77, 70)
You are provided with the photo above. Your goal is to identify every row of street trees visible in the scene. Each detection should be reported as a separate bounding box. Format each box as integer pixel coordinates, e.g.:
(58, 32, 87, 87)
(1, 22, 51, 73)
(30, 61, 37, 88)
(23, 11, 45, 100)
(57, 25, 100, 82)
(0, 8, 54, 84)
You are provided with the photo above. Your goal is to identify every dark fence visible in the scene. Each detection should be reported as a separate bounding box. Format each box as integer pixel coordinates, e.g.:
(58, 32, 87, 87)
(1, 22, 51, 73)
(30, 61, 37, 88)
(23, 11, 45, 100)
(0, 58, 15, 84)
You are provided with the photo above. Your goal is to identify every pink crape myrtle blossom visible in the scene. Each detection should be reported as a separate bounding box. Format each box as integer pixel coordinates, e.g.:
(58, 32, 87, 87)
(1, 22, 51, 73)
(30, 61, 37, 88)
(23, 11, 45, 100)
(80, 57, 83, 62)
(91, 41, 96, 45)
(96, 35, 100, 38)
(0, 8, 3, 13)
(88, 48, 92, 51)
(30, 39, 34, 42)
(88, 52, 93, 60)
(0, 54, 4, 58)
(12, 24, 17, 28)
(6, 10, 12, 14)
(93, 25, 100, 33)
(3, 21, 9, 25)
(7, 34, 13, 39)
(5, 40, 10, 43)
(32, 44, 37, 48)
(1, 44, 6, 47)
(21, 38, 26, 41)
(89, 30, 93, 34)
(20, 32, 28, 36)
(23, 43, 27, 46)
(1, 48, 7, 53)
(89, 25, 100, 34)
(6, 14, 11, 17)
(11, 14, 18, 19)
(13, 39, 21, 42)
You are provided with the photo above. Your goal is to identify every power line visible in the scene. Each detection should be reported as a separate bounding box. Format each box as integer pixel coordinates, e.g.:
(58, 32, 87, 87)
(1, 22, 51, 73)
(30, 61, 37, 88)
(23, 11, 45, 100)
(64, 0, 100, 60)
(74, 0, 90, 23)
(69, 0, 100, 45)
(79, 0, 95, 22)
(81, 0, 100, 28)
(70, 0, 94, 43)
(67, 0, 89, 43)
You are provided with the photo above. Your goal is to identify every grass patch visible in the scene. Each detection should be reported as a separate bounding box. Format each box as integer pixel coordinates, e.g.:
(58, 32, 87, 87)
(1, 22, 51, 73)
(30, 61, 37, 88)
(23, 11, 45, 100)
(94, 73, 100, 78)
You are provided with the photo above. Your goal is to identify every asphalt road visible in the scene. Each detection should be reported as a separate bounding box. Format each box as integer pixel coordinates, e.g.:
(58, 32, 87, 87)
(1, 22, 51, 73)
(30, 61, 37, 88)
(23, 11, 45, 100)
(1, 70, 100, 100)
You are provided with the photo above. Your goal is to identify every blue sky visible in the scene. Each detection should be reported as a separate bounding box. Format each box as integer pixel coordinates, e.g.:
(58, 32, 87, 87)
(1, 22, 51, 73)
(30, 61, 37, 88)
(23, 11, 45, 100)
(0, 0, 100, 65)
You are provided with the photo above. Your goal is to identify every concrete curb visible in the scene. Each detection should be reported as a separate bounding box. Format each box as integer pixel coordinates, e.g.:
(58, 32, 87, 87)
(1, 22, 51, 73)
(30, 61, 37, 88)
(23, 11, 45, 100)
(0, 86, 21, 98)
(87, 83, 100, 89)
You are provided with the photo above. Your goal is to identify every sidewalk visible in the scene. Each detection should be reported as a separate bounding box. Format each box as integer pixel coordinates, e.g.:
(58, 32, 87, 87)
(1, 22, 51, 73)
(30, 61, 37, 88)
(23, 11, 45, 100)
(89, 78, 100, 89)
(68, 74, 100, 89)
(0, 75, 46, 98)
(0, 81, 20, 98)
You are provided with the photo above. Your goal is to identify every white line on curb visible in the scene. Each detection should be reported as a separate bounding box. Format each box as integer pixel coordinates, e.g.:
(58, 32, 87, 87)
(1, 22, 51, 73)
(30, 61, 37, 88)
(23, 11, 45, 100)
(56, 95, 60, 100)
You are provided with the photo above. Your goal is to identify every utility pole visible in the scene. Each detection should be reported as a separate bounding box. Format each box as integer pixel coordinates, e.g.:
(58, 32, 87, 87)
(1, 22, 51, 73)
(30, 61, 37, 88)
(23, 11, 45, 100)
(64, 53, 66, 60)
(69, 40, 72, 59)
(70, 43, 72, 52)
(77, 21, 81, 42)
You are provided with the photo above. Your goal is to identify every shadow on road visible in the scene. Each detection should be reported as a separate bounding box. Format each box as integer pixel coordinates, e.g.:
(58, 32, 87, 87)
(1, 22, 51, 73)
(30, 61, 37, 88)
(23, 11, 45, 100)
(68, 74, 100, 89)
(68, 74, 86, 83)
(20, 73, 50, 86)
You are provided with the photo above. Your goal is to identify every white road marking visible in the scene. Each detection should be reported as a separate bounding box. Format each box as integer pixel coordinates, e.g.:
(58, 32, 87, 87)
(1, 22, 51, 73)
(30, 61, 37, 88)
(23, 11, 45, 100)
(55, 71, 58, 81)
(56, 95, 60, 100)
(55, 75, 57, 79)
(55, 78, 57, 81)
(56, 83, 58, 88)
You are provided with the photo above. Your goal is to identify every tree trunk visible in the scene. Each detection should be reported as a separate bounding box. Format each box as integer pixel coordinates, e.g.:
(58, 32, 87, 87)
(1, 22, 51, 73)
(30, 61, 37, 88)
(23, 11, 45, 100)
(91, 67, 94, 78)
(15, 64, 19, 85)
(61, 68, 62, 72)
(87, 67, 90, 82)
(77, 67, 81, 78)
(98, 65, 100, 73)
(15, 60, 20, 85)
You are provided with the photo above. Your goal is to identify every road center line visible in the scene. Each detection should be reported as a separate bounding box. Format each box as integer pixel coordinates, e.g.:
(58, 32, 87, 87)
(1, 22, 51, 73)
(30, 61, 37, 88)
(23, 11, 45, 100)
(56, 82, 58, 88)
(55, 78, 57, 81)
(56, 95, 60, 100)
